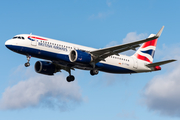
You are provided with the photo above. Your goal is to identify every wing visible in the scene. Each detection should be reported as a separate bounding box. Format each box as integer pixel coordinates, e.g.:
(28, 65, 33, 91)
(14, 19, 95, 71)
(90, 26, 164, 63)
(146, 59, 176, 67)
(51, 60, 76, 74)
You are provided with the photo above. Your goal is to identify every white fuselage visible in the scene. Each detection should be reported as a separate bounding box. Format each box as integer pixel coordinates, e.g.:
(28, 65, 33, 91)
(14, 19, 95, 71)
(5, 34, 154, 74)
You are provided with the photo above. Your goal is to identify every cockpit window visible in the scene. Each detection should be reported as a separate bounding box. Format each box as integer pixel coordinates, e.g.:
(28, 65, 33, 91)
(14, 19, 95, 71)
(12, 36, 25, 40)
(13, 37, 18, 39)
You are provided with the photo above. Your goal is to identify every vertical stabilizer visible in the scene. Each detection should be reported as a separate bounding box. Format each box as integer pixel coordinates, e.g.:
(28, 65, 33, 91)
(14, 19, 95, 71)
(132, 34, 158, 63)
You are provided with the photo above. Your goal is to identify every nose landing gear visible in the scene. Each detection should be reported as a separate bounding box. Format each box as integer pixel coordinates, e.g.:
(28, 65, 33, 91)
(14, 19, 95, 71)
(25, 55, 31, 67)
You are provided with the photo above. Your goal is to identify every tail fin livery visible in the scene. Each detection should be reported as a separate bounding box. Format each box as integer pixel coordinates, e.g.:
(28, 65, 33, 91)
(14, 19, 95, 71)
(133, 34, 158, 63)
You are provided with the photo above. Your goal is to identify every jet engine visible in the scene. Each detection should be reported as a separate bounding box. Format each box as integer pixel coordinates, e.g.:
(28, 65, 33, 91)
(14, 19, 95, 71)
(69, 50, 92, 63)
(34, 61, 58, 75)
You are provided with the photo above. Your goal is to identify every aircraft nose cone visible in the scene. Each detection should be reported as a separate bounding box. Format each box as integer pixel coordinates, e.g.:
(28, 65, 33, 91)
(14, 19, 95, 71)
(5, 40, 12, 49)
(5, 40, 10, 45)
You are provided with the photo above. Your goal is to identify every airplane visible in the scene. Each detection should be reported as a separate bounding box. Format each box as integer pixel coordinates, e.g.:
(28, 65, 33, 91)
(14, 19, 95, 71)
(5, 26, 176, 82)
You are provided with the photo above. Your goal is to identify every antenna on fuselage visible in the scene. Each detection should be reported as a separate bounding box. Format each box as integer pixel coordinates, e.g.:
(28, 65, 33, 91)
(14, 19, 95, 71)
(29, 33, 32, 39)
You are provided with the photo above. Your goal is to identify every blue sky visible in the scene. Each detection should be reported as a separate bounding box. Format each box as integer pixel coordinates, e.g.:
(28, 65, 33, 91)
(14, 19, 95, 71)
(1, 0, 180, 120)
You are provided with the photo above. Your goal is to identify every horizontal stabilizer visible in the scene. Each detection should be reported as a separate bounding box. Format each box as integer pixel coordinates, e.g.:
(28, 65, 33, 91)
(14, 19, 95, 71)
(146, 59, 176, 67)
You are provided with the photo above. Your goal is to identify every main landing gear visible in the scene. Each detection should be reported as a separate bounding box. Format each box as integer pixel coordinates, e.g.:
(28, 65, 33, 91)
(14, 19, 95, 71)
(25, 55, 31, 67)
(89, 62, 99, 76)
(90, 69, 99, 76)
(66, 68, 75, 82)
(67, 75, 75, 82)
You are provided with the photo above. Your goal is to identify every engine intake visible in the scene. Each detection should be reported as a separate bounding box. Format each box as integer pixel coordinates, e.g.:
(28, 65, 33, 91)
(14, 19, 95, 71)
(35, 61, 57, 75)
(69, 50, 92, 63)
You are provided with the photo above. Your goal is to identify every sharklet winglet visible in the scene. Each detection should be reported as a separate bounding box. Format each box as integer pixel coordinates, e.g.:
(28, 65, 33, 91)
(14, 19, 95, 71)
(156, 26, 164, 38)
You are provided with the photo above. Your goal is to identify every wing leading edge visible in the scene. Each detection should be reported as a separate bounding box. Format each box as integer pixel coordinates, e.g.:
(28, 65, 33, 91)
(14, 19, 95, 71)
(90, 26, 164, 63)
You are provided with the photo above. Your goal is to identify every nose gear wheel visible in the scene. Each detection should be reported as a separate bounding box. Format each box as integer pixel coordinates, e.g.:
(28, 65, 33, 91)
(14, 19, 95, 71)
(25, 55, 31, 67)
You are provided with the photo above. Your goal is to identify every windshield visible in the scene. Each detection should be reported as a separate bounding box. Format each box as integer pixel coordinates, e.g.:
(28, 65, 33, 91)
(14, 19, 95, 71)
(13, 36, 25, 39)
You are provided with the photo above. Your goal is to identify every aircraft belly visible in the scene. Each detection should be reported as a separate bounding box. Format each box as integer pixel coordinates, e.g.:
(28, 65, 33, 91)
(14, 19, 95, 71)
(7, 45, 136, 74)
(98, 63, 136, 73)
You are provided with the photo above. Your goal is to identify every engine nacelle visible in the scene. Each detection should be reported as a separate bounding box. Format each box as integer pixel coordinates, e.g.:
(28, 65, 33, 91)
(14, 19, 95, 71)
(69, 50, 92, 63)
(34, 61, 57, 75)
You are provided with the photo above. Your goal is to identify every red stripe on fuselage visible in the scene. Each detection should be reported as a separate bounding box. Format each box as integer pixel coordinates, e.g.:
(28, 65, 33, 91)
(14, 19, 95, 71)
(142, 39, 157, 48)
(136, 54, 152, 63)
(28, 36, 47, 41)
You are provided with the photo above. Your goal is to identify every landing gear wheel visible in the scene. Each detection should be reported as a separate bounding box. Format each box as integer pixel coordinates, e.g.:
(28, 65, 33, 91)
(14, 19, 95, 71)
(25, 62, 30, 67)
(90, 69, 99, 76)
(66, 75, 75, 82)
(25, 55, 31, 67)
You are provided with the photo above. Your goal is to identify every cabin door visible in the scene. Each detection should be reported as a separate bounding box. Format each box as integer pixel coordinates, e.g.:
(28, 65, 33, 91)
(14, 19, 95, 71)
(31, 39, 37, 46)
(132, 57, 138, 69)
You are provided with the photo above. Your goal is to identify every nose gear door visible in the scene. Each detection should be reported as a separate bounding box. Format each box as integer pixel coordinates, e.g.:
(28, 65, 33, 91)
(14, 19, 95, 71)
(28, 35, 37, 46)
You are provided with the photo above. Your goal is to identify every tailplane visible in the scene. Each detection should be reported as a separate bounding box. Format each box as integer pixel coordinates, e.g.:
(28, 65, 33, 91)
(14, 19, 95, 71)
(146, 59, 176, 67)
(146, 59, 176, 71)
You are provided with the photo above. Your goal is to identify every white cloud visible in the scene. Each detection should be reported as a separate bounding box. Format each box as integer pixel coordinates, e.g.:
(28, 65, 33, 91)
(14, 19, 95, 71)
(155, 43, 180, 61)
(106, 0, 112, 7)
(117, 110, 137, 119)
(104, 30, 180, 117)
(122, 32, 147, 56)
(102, 32, 147, 86)
(88, 0, 114, 20)
(142, 44, 180, 117)
(0, 66, 82, 111)
(122, 32, 147, 44)
(99, 73, 132, 87)
(104, 32, 148, 56)
(105, 41, 118, 48)
(88, 11, 113, 20)
(103, 31, 180, 117)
